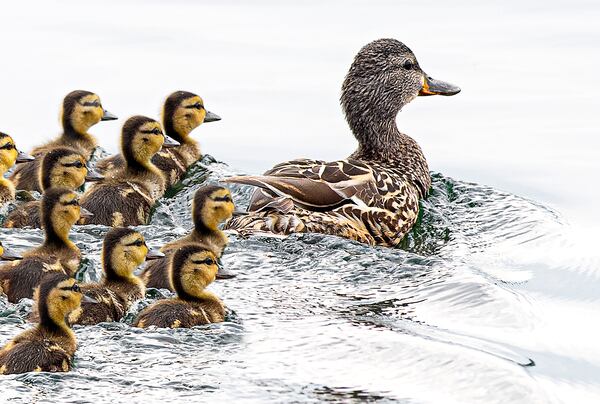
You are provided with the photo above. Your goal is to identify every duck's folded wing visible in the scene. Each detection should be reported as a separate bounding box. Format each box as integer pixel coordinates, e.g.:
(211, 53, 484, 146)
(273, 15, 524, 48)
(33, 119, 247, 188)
(224, 159, 378, 211)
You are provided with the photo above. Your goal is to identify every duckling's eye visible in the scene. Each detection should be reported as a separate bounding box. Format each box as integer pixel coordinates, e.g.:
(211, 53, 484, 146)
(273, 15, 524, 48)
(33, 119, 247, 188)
(128, 240, 145, 247)
(82, 101, 101, 107)
(142, 138, 149, 142)
(0, 143, 15, 150)
(193, 258, 214, 266)
(63, 161, 84, 168)
(403, 60, 414, 70)
(185, 102, 203, 110)
(213, 195, 232, 203)
(71, 284, 81, 293)
(63, 200, 79, 206)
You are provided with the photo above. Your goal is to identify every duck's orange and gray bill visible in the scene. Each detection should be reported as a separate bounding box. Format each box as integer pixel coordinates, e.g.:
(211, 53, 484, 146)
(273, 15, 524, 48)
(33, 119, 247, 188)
(16, 150, 35, 163)
(85, 169, 104, 182)
(1, 247, 22, 261)
(101, 110, 118, 121)
(162, 135, 180, 149)
(204, 111, 221, 123)
(145, 249, 165, 260)
(419, 75, 461, 96)
(79, 207, 94, 219)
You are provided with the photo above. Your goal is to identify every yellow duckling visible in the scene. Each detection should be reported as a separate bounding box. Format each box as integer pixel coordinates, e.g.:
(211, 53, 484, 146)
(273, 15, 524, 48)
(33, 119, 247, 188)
(4, 147, 103, 228)
(0, 188, 93, 303)
(0, 241, 22, 261)
(10, 90, 116, 192)
(68, 227, 163, 325)
(141, 185, 236, 290)
(0, 132, 34, 204)
(0, 274, 94, 374)
(79, 116, 178, 227)
(96, 91, 220, 187)
(134, 244, 225, 328)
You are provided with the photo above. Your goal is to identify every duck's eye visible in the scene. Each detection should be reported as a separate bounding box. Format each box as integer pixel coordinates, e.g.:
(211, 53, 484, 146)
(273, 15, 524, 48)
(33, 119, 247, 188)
(82, 101, 101, 107)
(71, 284, 81, 293)
(193, 258, 214, 266)
(63, 199, 79, 206)
(185, 103, 203, 110)
(143, 138, 149, 142)
(151, 128, 162, 135)
(0, 143, 14, 150)
(128, 240, 145, 247)
(403, 60, 415, 70)
(213, 195, 232, 203)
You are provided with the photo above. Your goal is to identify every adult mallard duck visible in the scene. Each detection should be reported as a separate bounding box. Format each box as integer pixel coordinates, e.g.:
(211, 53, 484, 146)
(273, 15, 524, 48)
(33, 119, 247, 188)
(224, 39, 460, 247)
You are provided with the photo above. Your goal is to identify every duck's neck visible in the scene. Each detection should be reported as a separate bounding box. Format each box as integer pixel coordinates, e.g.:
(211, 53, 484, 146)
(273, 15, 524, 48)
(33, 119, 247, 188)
(39, 304, 74, 337)
(42, 219, 74, 251)
(62, 124, 96, 152)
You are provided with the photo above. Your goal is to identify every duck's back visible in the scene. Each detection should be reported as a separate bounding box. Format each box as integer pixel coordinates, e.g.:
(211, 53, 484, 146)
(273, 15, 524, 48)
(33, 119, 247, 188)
(0, 255, 68, 303)
(0, 330, 72, 374)
(4, 201, 42, 228)
(69, 284, 126, 325)
(134, 298, 224, 328)
(9, 158, 42, 192)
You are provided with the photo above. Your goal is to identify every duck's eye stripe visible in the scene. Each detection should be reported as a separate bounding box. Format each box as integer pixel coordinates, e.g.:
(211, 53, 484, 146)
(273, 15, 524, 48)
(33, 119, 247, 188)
(63, 200, 79, 206)
(63, 161, 84, 168)
(213, 196, 231, 202)
(140, 129, 163, 135)
(184, 103, 203, 110)
(193, 259, 214, 265)
(126, 240, 145, 246)
(0, 143, 14, 150)
(82, 101, 101, 107)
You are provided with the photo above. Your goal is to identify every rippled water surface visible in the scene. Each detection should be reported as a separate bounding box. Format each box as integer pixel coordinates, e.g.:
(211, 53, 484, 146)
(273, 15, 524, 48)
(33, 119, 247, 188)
(1, 156, 597, 403)
(2, 0, 600, 403)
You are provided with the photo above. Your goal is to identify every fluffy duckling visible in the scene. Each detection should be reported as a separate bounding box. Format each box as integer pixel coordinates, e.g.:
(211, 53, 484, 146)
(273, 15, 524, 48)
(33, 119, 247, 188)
(0, 241, 21, 261)
(68, 227, 163, 325)
(0, 132, 34, 204)
(0, 274, 92, 374)
(4, 147, 102, 228)
(79, 116, 178, 227)
(10, 90, 116, 192)
(0, 188, 93, 303)
(141, 185, 235, 290)
(134, 244, 225, 328)
(96, 91, 220, 187)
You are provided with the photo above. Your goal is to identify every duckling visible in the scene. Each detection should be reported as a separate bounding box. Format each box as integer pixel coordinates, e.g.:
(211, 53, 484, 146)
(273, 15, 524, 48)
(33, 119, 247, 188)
(225, 39, 460, 247)
(141, 185, 235, 290)
(4, 147, 103, 228)
(0, 132, 34, 204)
(0, 241, 22, 261)
(134, 244, 225, 328)
(96, 91, 220, 187)
(67, 227, 163, 325)
(0, 188, 93, 303)
(9, 90, 116, 192)
(79, 116, 178, 227)
(0, 274, 93, 374)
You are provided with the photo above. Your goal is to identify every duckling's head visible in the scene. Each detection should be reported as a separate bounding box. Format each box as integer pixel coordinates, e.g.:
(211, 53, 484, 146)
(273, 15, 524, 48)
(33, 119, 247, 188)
(102, 227, 163, 280)
(192, 185, 235, 232)
(163, 91, 220, 143)
(37, 273, 85, 328)
(171, 244, 219, 300)
(341, 39, 460, 141)
(61, 90, 117, 134)
(121, 116, 178, 168)
(41, 187, 92, 240)
(40, 147, 101, 191)
(0, 132, 33, 173)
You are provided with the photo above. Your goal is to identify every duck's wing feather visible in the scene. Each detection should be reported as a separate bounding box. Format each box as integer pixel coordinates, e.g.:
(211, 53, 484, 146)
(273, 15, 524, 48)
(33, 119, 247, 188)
(224, 159, 378, 211)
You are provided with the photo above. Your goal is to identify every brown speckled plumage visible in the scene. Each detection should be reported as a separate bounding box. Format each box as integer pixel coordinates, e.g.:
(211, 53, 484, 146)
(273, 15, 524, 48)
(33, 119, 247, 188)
(225, 39, 459, 247)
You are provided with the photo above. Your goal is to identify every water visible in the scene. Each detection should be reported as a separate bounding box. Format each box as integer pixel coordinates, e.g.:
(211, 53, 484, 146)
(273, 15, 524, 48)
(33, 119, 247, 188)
(1, 0, 600, 403)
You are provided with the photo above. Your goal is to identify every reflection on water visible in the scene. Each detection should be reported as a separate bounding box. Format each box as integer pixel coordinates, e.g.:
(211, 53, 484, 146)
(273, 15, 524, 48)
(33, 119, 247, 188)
(2, 156, 595, 403)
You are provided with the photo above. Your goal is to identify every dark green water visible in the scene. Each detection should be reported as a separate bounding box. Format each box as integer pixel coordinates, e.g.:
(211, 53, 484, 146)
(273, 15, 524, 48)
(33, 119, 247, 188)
(2, 155, 586, 403)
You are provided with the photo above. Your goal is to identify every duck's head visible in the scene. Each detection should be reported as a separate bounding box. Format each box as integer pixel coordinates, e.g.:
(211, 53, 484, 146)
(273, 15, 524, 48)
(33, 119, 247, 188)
(0, 241, 21, 261)
(170, 244, 219, 300)
(121, 116, 179, 168)
(341, 39, 460, 139)
(40, 147, 103, 191)
(163, 91, 220, 143)
(192, 185, 235, 232)
(61, 90, 117, 134)
(37, 273, 93, 328)
(41, 187, 93, 241)
(0, 132, 33, 173)
(102, 227, 164, 280)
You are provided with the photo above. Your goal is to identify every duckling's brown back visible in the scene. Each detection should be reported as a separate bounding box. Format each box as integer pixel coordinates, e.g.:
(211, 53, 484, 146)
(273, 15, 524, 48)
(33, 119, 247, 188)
(0, 332, 72, 374)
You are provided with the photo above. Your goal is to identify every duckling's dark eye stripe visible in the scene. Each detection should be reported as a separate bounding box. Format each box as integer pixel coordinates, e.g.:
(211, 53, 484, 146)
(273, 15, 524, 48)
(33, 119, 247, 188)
(126, 240, 146, 247)
(62, 161, 84, 168)
(192, 259, 215, 265)
(63, 200, 79, 206)
(140, 129, 163, 135)
(213, 196, 232, 202)
(0, 143, 15, 150)
(59, 284, 81, 292)
(184, 103, 204, 110)
(81, 101, 101, 107)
